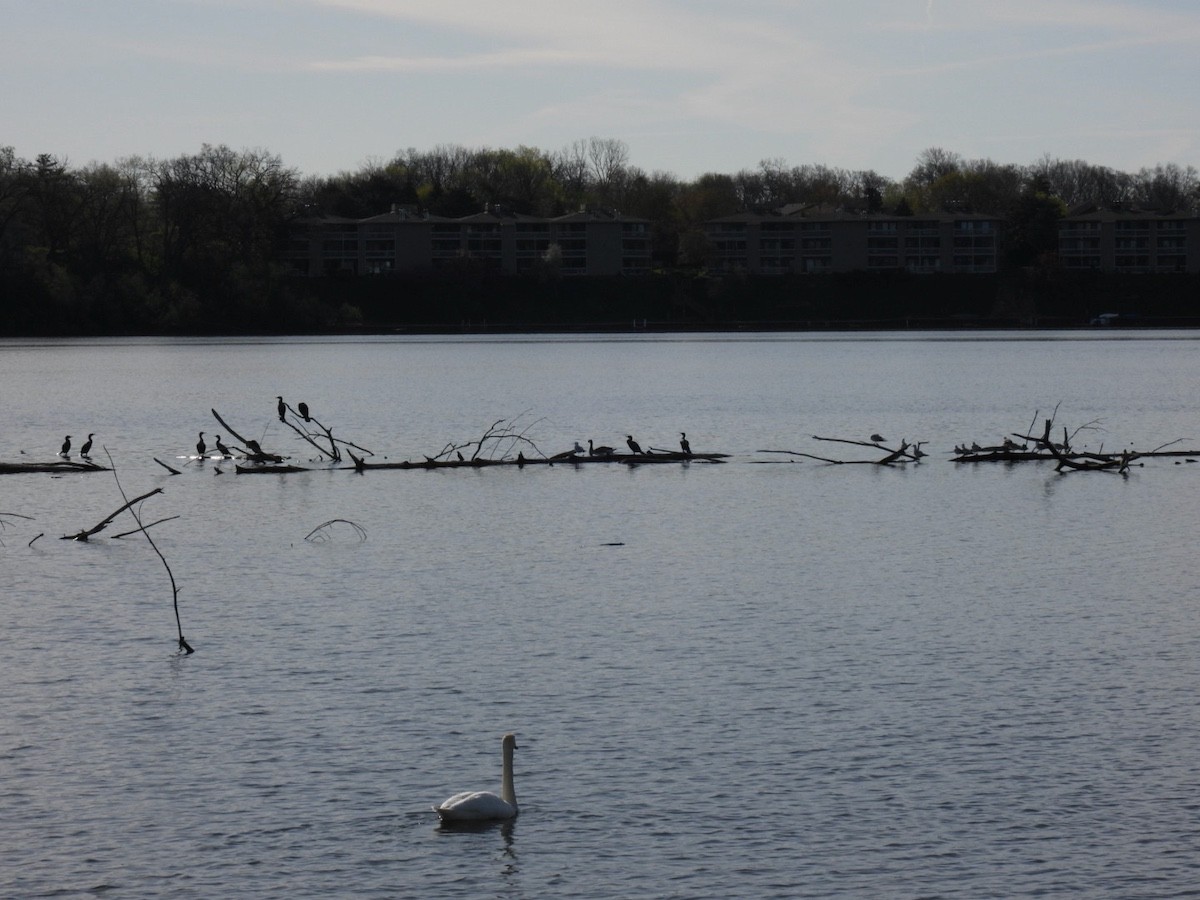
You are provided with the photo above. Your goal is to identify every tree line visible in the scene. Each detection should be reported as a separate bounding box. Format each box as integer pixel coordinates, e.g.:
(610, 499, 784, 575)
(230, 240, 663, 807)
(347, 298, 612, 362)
(1, 139, 1197, 334)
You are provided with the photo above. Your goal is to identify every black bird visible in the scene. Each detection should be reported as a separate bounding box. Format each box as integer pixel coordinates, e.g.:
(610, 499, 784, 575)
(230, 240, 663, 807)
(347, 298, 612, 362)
(215, 435, 231, 457)
(626, 435, 643, 455)
(60, 435, 71, 456)
(277, 396, 287, 422)
(297, 401, 310, 422)
(245, 439, 263, 456)
(588, 439, 614, 457)
(870, 433, 886, 444)
(680, 432, 691, 455)
(196, 432, 206, 456)
(80, 433, 94, 457)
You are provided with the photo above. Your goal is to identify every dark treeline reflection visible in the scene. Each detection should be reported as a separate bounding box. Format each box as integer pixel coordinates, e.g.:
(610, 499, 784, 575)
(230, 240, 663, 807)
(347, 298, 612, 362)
(1, 141, 1196, 334)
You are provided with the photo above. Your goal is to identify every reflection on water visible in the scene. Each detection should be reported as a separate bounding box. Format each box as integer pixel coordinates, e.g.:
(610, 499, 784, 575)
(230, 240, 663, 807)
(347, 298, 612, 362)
(3, 332, 1200, 898)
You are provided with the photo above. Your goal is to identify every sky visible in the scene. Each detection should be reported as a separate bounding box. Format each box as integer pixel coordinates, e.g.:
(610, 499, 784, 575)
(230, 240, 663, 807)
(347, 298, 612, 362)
(4, 0, 1199, 183)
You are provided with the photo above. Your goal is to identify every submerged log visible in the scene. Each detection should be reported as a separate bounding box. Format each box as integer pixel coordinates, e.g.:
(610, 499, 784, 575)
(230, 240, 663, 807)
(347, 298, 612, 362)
(234, 463, 312, 474)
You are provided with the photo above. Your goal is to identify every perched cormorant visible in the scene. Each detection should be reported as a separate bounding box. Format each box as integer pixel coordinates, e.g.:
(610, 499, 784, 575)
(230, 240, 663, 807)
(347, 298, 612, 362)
(245, 439, 263, 456)
(870, 433, 886, 444)
(626, 435, 643, 455)
(196, 432, 206, 456)
(215, 435, 231, 457)
(277, 396, 286, 422)
(80, 434, 94, 457)
(588, 439, 614, 457)
(60, 435, 71, 456)
(297, 402, 310, 422)
(680, 432, 691, 455)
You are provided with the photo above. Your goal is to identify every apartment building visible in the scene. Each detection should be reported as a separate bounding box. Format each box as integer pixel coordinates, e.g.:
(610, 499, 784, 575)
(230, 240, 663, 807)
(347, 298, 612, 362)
(286, 207, 652, 277)
(703, 208, 1001, 275)
(1058, 206, 1199, 274)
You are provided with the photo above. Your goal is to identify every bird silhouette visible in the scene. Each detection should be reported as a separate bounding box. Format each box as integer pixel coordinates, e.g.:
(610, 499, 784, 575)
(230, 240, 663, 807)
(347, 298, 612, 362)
(277, 396, 286, 422)
(60, 435, 71, 456)
(196, 432, 206, 456)
(870, 433, 886, 443)
(80, 433, 94, 457)
(680, 432, 691, 455)
(245, 439, 263, 456)
(297, 402, 310, 422)
(215, 435, 231, 457)
(626, 435, 643, 455)
(588, 439, 614, 457)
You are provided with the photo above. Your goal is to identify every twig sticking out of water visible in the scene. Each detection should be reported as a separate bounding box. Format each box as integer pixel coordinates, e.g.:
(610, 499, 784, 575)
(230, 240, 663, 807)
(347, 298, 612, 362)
(1, 511, 34, 547)
(103, 448, 194, 654)
(304, 519, 367, 543)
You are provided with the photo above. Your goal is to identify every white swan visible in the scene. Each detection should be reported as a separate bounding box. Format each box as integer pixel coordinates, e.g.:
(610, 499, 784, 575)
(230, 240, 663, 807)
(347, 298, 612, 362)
(434, 733, 519, 822)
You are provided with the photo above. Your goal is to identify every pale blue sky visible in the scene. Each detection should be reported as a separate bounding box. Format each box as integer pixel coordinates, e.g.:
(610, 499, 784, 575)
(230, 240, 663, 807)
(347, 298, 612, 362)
(4, 0, 1198, 181)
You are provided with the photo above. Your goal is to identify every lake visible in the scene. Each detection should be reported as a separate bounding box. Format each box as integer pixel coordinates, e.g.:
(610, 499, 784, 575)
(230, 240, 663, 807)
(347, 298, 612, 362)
(3, 331, 1200, 898)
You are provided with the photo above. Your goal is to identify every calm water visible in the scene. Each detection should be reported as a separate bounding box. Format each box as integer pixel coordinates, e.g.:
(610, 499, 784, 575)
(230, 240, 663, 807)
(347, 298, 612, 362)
(3, 332, 1200, 898)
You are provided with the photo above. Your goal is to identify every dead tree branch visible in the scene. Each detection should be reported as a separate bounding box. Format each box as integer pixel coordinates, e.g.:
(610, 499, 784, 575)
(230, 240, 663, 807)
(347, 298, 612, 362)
(61, 487, 163, 541)
(111, 516, 181, 539)
(211, 408, 282, 462)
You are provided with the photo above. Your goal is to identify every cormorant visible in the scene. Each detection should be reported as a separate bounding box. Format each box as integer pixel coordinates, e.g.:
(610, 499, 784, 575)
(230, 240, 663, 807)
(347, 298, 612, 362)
(80, 434, 94, 457)
(277, 396, 286, 422)
(680, 432, 691, 455)
(588, 439, 614, 457)
(245, 439, 263, 456)
(196, 432, 206, 456)
(215, 435, 231, 457)
(870, 434, 886, 444)
(626, 435, 643, 455)
(60, 435, 71, 456)
(297, 402, 310, 422)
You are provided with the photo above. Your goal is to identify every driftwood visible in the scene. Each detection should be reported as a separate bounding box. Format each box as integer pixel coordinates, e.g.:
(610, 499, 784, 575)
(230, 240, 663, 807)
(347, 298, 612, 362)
(154, 457, 182, 475)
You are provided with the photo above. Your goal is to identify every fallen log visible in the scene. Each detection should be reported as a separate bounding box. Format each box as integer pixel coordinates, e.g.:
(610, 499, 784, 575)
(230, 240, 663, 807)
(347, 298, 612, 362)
(1, 459, 109, 475)
(347, 450, 728, 471)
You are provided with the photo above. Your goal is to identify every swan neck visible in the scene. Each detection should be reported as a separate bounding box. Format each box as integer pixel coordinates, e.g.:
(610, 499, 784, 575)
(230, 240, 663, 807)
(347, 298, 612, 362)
(501, 743, 517, 807)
